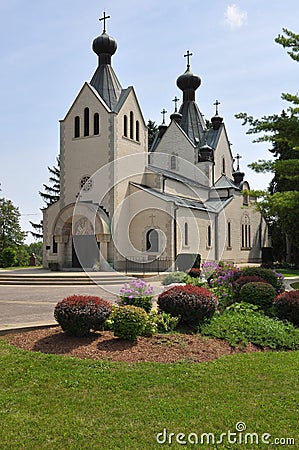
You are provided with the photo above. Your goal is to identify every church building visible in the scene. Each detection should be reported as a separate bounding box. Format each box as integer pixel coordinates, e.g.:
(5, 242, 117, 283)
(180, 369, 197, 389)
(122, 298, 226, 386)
(43, 14, 268, 271)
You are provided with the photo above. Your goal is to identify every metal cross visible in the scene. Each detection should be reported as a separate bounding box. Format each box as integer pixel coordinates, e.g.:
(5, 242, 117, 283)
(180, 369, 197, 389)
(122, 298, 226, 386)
(172, 96, 180, 112)
(99, 11, 111, 33)
(213, 100, 221, 116)
(161, 108, 167, 124)
(184, 50, 193, 69)
(235, 153, 242, 171)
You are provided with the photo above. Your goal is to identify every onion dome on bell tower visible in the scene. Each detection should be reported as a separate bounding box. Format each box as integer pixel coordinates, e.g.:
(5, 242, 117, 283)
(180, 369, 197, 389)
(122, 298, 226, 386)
(176, 50, 206, 145)
(90, 12, 122, 111)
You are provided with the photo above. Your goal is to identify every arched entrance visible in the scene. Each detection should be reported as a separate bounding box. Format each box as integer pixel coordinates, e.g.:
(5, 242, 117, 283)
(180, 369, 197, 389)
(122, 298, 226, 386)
(52, 203, 111, 269)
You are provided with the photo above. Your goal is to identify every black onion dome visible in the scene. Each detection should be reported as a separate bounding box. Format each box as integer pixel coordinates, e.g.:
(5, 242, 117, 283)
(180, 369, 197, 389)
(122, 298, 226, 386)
(177, 68, 201, 92)
(92, 32, 117, 56)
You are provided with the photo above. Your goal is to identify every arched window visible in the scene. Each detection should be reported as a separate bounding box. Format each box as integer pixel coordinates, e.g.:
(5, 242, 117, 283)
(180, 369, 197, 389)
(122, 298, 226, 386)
(130, 111, 134, 139)
(227, 221, 232, 248)
(84, 107, 89, 136)
(184, 222, 189, 246)
(222, 157, 226, 174)
(241, 216, 251, 248)
(171, 155, 177, 170)
(124, 115, 128, 137)
(74, 116, 80, 138)
(207, 225, 212, 248)
(136, 120, 140, 141)
(93, 113, 100, 135)
(146, 229, 159, 252)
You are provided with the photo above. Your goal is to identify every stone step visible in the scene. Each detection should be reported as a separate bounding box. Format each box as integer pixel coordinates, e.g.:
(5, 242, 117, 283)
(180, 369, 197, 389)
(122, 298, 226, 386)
(0, 273, 134, 286)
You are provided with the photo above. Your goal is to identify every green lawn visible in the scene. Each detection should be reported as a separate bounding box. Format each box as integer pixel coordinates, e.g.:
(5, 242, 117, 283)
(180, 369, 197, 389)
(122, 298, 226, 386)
(0, 340, 297, 449)
(291, 282, 299, 289)
(277, 268, 299, 278)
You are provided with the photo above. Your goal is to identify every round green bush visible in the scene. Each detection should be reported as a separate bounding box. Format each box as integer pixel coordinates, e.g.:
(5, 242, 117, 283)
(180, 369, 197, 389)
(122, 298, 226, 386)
(239, 267, 282, 292)
(157, 284, 218, 327)
(54, 295, 112, 337)
(239, 282, 276, 312)
(233, 275, 268, 300)
(162, 272, 186, 286)
(112, 305, 148, 340)
(274, 290, 299, 326)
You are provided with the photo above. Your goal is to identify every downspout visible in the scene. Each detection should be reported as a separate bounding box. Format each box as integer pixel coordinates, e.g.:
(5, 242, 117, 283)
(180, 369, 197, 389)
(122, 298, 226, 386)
(173, 204, 178, 270)
(214, 213, 219, 261)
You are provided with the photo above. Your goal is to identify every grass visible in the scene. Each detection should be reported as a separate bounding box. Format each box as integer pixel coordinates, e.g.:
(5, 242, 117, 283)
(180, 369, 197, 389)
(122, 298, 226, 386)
(0, 340, 298, 449)
(291, 282, 299, 289)
(277, 268, 299, 278)
(0, 266, 43, 271)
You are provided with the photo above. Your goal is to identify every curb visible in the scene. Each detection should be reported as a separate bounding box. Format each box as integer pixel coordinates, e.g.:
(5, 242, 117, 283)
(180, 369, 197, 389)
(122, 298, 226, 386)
(0, 322, 57, 336)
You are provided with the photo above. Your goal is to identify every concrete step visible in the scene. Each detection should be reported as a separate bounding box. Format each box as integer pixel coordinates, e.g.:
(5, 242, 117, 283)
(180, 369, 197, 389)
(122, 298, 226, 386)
(0, 273, 134, 286)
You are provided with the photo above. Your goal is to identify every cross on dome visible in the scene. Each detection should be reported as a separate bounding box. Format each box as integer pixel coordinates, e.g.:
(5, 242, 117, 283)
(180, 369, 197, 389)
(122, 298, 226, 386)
(99, 11, 111, 33)
(184, 50, 193, 69)
(235, 153, 242, 171)
(172, 96, 180, 112)
(161, 108, 167, 124)
(213, 99, 221, 116)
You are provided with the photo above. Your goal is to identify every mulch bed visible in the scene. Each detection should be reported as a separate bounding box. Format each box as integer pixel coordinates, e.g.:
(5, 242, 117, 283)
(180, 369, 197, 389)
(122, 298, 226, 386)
(4, 326, 264, 363)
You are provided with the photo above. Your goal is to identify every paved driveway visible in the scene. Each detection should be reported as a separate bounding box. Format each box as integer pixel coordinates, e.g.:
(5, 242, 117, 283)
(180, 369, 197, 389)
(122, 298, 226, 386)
(0, 282, 163, 333)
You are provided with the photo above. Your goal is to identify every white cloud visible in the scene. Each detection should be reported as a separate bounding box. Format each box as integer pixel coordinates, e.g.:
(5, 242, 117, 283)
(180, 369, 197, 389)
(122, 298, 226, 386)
(225, 4, 247, 29)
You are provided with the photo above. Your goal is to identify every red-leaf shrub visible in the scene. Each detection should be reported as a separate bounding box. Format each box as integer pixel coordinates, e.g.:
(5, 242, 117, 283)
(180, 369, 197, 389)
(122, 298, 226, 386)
(274, 290, 299, 326)
(234, 276, 268, 299)
(54, 295, 112, 337)
(157, 284, 218, 326)
(186, 268, 201, 278)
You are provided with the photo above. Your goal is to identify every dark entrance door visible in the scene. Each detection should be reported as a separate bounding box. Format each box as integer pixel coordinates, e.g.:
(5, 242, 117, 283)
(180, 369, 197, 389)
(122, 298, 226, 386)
(72, 235, 100, 269)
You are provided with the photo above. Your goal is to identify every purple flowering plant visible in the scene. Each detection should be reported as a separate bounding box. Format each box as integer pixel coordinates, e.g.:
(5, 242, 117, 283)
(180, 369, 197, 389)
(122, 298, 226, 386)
(206, 262, 240, 310)
(118, 279, 154, 313)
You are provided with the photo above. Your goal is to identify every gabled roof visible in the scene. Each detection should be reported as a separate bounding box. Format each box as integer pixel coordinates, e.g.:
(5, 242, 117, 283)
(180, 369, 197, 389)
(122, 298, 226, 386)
(130, 182, 232, 213)
(114, 86, 147, 126)
(147, 164, 210, 190)
(62, 82, 111, 121)
(214, 174, 240, 190)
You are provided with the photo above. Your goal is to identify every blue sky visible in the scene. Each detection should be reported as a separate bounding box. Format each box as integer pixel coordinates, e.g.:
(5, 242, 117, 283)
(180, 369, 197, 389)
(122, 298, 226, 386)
(0, 0, 298, 243)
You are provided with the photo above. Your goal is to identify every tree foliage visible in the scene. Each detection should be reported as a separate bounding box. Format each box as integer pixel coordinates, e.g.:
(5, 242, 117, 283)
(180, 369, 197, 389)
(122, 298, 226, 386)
(147, 120, 158, 150)
(236, 29, 299, 255)
(30, 156, 60, 239)
(0, 198, 26, 252)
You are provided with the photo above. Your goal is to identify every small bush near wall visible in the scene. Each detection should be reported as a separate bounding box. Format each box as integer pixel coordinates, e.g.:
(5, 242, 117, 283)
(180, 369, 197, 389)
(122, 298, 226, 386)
(239, 282, 276, 313)
(157, 284, 218, 327)
(162, 272, 186, 285)
(274, 290, 299, 326)
(54, 295, 112, 337)
(239, 267, 284, 293)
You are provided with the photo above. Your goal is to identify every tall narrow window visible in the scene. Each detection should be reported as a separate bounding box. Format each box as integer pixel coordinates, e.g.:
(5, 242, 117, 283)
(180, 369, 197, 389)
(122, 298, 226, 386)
(171, 155, 177, 170)
(241, 216, 251, 248)
(74, 116, 80, 138)
(184, 222, 189, 246)
(146, 229, 159, 252)
(222, 157, 226, 174)
(136, 120, 140, 141)
(124, 115, 128, 137)
(84, 107, 89, 136)
(207, 225, 212, 248)
(130, 111, 134, 139)
(52, 237, 58, 254)
(227, 222, 232, 248)
(93, 113, 99, 135)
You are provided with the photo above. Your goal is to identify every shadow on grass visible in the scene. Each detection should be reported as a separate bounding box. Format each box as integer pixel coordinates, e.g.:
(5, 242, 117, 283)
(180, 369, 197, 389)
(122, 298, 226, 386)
(33, 330, 99, 355)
